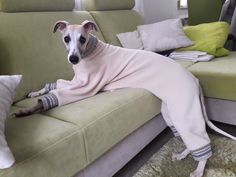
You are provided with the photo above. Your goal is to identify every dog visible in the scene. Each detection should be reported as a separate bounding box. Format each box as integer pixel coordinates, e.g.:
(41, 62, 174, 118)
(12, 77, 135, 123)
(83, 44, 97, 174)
(15, 20, 236, 177)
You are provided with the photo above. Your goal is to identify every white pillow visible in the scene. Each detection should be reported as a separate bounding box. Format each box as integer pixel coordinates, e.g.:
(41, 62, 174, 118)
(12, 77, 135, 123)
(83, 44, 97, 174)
(117, 30, 144, 50)
(0, 75, 22, 169)
(137, 19, 194, 52)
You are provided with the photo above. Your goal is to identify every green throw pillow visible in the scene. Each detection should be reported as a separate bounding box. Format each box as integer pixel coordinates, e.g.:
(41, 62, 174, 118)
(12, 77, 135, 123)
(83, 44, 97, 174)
(178, 22, 230, 57)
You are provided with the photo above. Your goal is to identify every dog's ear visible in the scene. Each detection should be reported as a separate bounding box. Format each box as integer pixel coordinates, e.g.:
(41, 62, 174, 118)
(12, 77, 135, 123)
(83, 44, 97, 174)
(53, 21, 69, 33)
(81, 20, 98, 33)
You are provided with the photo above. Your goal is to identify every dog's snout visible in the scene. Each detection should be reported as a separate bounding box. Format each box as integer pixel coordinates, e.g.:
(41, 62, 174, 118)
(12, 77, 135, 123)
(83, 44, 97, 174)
(69, 55, 79, 64)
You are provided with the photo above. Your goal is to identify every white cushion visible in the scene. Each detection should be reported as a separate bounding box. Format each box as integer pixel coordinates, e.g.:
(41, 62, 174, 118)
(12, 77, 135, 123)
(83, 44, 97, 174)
(137, 19, 193, 52)
(117, 30, 144, 50)
(0, 75, 22, 169)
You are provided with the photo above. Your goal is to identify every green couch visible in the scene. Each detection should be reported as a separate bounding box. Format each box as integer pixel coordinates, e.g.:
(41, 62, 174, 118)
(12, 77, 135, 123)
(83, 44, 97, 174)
(0, 0, 235, 177)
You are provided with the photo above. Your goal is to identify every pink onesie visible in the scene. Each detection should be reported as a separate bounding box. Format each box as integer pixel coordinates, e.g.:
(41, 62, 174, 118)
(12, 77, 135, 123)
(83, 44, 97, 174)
(41, 40, 211, 161)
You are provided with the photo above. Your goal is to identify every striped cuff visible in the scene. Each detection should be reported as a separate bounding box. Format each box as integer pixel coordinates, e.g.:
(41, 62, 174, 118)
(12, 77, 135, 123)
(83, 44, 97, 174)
(39, 93, 59, 111)
(191, 144, 212, 161)
(44, 83, 57, 93)
(170, 126, 180, 137)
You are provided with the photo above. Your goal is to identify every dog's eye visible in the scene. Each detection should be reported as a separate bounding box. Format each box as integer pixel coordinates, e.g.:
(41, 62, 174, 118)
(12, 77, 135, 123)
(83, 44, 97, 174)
(64, 36, 70, 43)
(79, 36, 86, 45)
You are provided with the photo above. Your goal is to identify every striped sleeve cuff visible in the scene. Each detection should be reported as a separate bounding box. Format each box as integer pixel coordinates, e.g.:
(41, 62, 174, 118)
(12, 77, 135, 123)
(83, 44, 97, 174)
(44, 83, 57, 93)
(38, 93, 59, 111)
(191, 144, 212, 161)
(170, 126, 180, 137)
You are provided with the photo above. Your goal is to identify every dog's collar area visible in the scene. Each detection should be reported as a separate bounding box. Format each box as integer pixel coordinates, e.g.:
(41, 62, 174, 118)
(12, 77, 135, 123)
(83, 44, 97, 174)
(80, 34, 98, 59)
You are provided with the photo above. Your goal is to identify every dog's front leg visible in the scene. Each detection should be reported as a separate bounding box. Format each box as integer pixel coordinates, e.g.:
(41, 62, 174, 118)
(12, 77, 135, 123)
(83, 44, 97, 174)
(28, 83, 57, 98)
(190, 160, 207, 177)
(28, 88, 46, 98)
(14, 101, 43, 117)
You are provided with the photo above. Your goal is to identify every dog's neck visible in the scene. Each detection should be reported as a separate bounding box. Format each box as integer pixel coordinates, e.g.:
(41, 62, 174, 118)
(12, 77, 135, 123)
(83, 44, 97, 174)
(80, 34, 98, 58)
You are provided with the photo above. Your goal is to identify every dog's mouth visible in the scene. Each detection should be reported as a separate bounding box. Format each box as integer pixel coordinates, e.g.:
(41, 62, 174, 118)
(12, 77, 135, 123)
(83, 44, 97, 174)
(69, 55, 80, 65)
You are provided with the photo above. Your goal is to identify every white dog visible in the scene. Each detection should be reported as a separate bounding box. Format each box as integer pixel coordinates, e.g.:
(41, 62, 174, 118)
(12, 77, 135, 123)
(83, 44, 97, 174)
(15, 20, 236, 177)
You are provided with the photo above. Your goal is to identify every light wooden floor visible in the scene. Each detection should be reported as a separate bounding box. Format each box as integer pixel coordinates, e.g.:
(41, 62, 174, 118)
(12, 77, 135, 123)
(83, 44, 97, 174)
(113, 122, 236, 177)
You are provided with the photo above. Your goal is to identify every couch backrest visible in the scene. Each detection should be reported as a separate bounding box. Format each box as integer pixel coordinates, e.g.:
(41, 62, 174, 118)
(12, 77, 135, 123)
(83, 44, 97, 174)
(0, 0, 74, 12)
(0, 0, 105, 101)
(82, 0, 144, 46)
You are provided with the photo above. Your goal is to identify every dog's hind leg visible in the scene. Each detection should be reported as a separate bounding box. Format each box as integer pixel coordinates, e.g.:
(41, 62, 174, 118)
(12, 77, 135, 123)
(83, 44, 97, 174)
(172, 148, 190, 161)
(14, 101, 44, 117)
(162, 103, 191, 161)
(190, 160, 207, 177)
(162, 102, 190, 161)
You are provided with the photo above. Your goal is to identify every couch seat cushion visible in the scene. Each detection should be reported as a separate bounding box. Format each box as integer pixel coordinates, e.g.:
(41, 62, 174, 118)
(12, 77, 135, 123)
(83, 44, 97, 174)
(188, 52, 236, 100)
(0, 106, 86, 177)
(175, 60, 195, 68)
(15, 88, 161, 164)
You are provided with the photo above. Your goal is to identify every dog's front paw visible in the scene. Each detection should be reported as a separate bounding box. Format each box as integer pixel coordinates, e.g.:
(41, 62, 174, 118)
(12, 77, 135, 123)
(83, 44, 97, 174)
(28, 91, 40, 98)
(13, 109, 34, 118)
(27, 88, 46, 98)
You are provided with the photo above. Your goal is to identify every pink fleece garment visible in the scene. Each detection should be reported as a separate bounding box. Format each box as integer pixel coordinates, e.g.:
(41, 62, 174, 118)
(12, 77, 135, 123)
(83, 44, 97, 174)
(53, 41, 194, 105)
(50, 40, 211, 158)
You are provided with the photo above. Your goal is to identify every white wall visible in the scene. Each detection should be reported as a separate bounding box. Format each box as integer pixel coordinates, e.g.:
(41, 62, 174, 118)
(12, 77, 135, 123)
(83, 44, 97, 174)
(143, 0, 178, 24)
(135, 0, 186, 24)
(76, 0, 187, 24)
(178, 8, 188, 19)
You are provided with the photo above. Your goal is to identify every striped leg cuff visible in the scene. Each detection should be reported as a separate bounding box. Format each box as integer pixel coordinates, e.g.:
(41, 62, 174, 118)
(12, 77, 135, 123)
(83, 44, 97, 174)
(191, 144, 212, 161)
(44, 83, 57, 93)
(39, 93, 59, 111)
(170, 126, 180, 137)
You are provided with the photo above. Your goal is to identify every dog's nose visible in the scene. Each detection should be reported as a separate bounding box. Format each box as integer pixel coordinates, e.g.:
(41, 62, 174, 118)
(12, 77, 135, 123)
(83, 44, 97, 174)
(69, 55, 79, 64)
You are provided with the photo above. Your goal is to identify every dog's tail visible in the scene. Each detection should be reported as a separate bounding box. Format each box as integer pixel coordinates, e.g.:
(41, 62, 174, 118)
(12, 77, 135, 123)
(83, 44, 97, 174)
(199, 86, 236, 141)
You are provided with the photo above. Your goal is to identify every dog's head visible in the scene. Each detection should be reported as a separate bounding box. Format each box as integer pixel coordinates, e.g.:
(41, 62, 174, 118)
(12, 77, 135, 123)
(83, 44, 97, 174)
(53, 20, 98, 65)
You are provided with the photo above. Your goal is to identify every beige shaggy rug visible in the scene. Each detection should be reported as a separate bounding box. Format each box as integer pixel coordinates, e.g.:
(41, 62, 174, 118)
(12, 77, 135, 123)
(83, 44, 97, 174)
(133, 134, 236, 177)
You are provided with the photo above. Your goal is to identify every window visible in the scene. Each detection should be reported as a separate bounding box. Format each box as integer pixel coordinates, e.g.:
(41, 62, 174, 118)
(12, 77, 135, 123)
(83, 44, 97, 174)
(178, 0, 188, 9)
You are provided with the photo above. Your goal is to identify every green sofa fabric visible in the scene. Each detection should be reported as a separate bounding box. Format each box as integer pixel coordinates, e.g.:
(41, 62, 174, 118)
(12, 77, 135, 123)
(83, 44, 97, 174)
(0, 107, 86, 177)
(90, 10, 144, 46)
(15, 88, 162, 164)
(82, 0, 135, 11)
(188, 52, 236, 101)
(0, 11, 105, 101)
(175, 60, 195, 68)
(0, 0, 74, 12)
